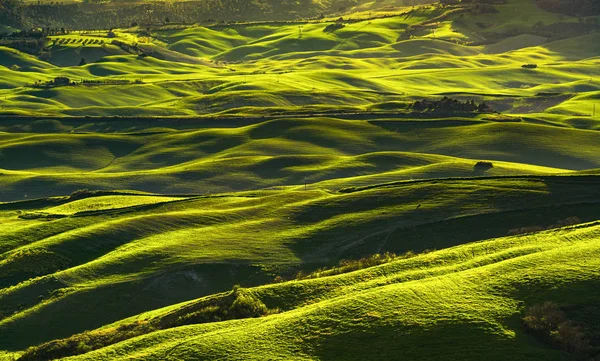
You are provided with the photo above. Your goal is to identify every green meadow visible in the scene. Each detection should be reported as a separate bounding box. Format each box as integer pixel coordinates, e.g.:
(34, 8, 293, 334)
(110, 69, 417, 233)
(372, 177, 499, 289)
(1, 0, 600, 359)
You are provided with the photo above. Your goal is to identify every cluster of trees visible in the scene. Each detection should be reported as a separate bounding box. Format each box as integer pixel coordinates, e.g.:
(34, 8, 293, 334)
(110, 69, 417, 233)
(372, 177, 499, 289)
(523, 302, 596, 357)
(31, 77, 139, 88)
(323, 20, 345, 33)
(411, 97, 492, 113)
(1, 27, 68, 38)
(0, 36, 47, 55)
(32, 77, 72, 87)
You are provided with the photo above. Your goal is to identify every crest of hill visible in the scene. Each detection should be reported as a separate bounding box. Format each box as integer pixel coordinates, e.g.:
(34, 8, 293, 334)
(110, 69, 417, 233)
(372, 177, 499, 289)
(15, 217, 600, 361)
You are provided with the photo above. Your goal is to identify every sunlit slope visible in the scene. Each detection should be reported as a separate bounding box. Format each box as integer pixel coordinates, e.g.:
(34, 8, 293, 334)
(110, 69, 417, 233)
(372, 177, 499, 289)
(29, 218, 600, 361)
(3, 116, 600, 200)
(1, 1, 599, 117)
(1, 175, 600, 352)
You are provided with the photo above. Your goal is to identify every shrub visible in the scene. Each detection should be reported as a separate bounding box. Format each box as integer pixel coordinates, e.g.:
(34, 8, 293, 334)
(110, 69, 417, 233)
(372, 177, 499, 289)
(474, 161, 494, 169)
(523, 302, 567, 332)
(19, 321, 155, 361)
(324, 22, 345, 33)
(229, 286, 268, 318)
(69, 189, 96, 200)
(412, 97, 493, 113)
(523, 302, 590, 355)
(508, 226, 545, 235)
(508, 216, 583, 236)
(294, 251, 430, 281)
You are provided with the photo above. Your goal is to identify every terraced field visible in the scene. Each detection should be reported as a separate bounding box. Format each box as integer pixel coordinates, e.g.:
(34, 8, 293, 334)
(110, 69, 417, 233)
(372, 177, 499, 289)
(1, 0, 600, 359)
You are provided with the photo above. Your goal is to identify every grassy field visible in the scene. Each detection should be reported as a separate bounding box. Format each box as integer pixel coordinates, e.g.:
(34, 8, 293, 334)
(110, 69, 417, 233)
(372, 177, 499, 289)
(1, 0, 599, 118)
(0, 0, 599, 360)
(46, 221, 600, 361)
(1, 115, 600, 202)
(1, 176, 599, 359)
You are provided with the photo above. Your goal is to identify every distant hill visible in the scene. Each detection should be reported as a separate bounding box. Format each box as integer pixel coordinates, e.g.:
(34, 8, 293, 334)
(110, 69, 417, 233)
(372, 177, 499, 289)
(13, 0, 434, 30)
(537, 0, 600, 16)
(0, 0, 23, 28)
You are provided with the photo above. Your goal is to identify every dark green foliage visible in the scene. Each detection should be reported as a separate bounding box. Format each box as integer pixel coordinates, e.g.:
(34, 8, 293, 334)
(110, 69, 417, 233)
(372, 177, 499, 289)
(18, 321, 156, 361)
(532, 21, 599, 39)
(0, 0, 23, 28)
(293, 252, 426, 280)
(18, 285, 271, 361)
(69, 189, 98, 200)
(474, 161, 494, 169)
(507, 216, 582, 236)
(523, 302, 593, 357)
(411, 97, 492, 113)
(324, 22, 345, 33)
(536, 0, 600, 16)
(175, 285, 269, 325)
(0, 36, 47, 55)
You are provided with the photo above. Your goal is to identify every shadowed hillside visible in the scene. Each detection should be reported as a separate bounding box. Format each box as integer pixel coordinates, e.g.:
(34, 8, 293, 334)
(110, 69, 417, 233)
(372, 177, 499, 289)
(0, 0, 599, 360)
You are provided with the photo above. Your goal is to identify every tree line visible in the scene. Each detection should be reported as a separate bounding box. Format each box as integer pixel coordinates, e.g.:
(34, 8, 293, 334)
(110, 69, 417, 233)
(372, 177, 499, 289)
(6, 0, 361, 30)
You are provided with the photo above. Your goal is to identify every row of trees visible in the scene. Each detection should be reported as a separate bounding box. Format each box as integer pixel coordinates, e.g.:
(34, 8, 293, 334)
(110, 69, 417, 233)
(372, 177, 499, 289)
(31, 77, 139, 88)
(411, 97, 492, 113)
(12, 0, 360, 30)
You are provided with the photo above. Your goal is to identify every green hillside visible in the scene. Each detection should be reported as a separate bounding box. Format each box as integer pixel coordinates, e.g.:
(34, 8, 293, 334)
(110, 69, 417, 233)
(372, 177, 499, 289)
(45, 222, 600, 361)
(0, 0, 599, 360)
(1, 176, 600, 357)
(0, 0, 598, 118)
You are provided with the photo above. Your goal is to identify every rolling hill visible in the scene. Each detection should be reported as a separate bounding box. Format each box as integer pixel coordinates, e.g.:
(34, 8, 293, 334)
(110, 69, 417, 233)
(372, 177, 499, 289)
(0, 0, 599, 360)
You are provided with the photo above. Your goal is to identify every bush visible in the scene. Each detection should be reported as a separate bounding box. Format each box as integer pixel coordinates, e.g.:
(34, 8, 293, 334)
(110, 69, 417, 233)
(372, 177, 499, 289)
(294, 251, 431, 281)
(412, 97, 493, 113)
(69, 189, 96, 200)
(17, 285, 272, 361)
(229, 286, 268, 318)
(474, 161, 494, 169)
(523, 302, 590, 355)
(523, 302, 567, 331)
(508, 216, 583, 236)
(508, 226, 545, 235)
(324, 22, 345, 33)
(19, 321, 155, 361)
